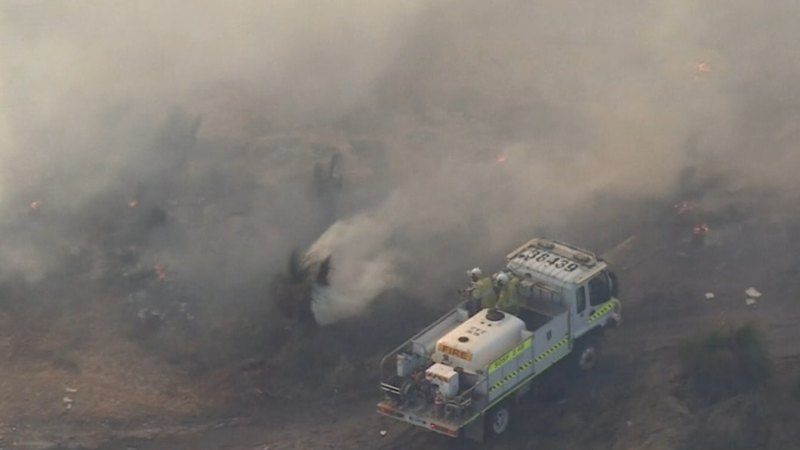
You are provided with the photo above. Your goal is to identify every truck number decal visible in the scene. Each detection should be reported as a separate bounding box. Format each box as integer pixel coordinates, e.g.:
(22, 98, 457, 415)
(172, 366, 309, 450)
(488, 337, 532, 374)
(525, 250, 579, 272)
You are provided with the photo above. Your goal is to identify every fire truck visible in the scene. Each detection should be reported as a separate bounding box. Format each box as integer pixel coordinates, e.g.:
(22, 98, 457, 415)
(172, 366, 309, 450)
(376, 238, 621, 441)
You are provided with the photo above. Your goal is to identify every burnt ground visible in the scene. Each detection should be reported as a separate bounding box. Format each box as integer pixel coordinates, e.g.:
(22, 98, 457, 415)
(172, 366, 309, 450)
(2, 196, 800, 450)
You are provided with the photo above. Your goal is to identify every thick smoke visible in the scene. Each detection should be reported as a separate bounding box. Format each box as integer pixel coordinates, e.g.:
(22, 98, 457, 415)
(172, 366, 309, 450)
(2, 1, 799, 324)
(307, 0, 800, 321)
(0, 1, 420, 290)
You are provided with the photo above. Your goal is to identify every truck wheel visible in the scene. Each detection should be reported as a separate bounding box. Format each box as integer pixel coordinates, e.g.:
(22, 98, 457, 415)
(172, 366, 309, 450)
(486, 404, 511, 437)
(577, 342, 598, 371)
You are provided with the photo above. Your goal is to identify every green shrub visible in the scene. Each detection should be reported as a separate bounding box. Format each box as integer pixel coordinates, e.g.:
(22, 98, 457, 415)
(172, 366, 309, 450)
(679, 322, 772, 402)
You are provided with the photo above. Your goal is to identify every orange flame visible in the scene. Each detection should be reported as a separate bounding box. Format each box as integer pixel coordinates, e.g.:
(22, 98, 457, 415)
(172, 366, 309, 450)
(154, 264, 167, 281)
(693, 223, 709, 235)
(694, 62, 711, 79)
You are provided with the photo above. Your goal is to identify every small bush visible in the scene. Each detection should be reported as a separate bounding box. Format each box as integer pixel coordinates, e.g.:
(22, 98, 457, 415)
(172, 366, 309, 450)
(679, 322, 771, 402)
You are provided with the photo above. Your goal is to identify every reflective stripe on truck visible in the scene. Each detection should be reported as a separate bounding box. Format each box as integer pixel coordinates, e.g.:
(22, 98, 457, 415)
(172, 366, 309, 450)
(489, 335, 569, 392)
(588, 299, 620, 323)
(488, 337, 532, 374)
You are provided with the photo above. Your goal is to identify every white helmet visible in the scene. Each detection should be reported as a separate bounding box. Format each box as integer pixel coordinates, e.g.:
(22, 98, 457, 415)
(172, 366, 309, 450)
(495, 272, 510, 286)
(468, 267, 482, 278)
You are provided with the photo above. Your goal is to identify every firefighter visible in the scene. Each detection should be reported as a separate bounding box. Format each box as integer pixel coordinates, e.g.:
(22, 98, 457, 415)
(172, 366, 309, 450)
(496, 272, 520, 315)
(467, 267, 497, 310)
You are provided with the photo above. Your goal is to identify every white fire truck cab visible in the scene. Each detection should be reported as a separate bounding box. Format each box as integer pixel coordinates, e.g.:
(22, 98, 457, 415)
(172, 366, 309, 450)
(377, 238, 621, 441)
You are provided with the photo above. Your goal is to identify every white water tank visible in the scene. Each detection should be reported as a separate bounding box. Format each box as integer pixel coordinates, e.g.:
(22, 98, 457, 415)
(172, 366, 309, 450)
(433, 309, 525, 372)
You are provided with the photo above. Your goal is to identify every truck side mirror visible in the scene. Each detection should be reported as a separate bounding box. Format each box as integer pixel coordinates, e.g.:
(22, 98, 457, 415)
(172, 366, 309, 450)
(608, 272, 619, 298)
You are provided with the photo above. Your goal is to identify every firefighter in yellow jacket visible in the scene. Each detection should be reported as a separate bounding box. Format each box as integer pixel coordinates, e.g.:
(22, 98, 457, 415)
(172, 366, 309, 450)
(467, 267, 497, 310)
(495, 272, 520, 315)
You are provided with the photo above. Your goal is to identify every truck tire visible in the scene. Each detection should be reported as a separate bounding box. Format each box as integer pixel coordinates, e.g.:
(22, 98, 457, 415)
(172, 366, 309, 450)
(486, 403, 511, 437)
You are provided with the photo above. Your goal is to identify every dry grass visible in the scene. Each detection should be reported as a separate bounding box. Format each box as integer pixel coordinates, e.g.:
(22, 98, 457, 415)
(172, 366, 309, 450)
(0, 295, 230, 425)
(679, 322, 772, 403)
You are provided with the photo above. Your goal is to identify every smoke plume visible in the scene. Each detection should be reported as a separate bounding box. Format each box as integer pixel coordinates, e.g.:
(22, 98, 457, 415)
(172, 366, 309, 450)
(2, 1, 799, 324)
